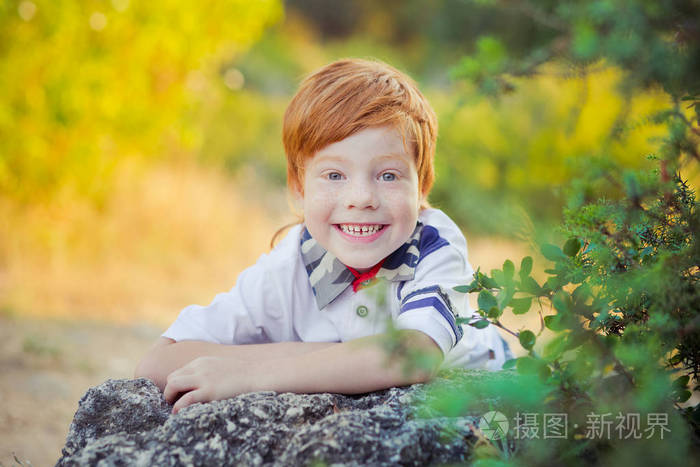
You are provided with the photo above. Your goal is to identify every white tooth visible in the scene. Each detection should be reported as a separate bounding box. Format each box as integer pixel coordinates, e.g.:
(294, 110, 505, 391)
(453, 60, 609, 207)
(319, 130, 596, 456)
(339, 224, 383, 236)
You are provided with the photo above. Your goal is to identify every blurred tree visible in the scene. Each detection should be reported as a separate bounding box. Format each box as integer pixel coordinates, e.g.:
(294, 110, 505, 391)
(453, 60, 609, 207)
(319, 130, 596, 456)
(0, 0, 282, 204)
(286, 0, 361, 39)
(431, 65, 670, 234)
(286, 0, 554, 65)
(429, 0, 700, 463)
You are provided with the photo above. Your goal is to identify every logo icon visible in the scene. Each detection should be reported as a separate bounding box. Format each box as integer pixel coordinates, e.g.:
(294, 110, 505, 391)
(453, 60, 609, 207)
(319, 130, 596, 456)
(478, 411, 509, 440)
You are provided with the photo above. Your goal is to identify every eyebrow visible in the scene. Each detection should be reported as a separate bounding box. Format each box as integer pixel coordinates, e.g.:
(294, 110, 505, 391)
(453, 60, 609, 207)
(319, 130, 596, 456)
(314, 153, 409, 164)
(312, 154, 346, 164)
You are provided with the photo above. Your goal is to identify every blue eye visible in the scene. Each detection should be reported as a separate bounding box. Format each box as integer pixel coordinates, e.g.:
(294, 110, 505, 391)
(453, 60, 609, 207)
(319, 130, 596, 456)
(381, 172, 396, 181)
(327, 172, 342, 181)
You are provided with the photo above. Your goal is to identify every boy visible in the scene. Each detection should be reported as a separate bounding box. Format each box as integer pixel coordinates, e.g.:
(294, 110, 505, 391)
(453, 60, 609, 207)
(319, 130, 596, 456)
(136, 59, 509, 413)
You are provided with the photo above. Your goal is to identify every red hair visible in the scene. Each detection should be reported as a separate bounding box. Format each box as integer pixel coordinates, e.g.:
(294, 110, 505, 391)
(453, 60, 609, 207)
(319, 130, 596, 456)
(282, 58, 438, 203)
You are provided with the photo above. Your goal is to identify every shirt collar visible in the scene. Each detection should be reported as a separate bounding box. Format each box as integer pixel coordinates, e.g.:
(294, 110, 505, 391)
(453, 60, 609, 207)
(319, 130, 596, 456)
(300, 223, 423, 310)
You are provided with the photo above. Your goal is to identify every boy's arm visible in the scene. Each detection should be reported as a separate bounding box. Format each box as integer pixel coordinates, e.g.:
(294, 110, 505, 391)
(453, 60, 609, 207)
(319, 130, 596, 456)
(135, 338, 337, 390)
(163, 329, 442, 413)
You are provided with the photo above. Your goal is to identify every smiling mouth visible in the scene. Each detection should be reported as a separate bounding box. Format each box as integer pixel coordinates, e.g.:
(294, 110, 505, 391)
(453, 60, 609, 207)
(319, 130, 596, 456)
(336, 224, 386, 237)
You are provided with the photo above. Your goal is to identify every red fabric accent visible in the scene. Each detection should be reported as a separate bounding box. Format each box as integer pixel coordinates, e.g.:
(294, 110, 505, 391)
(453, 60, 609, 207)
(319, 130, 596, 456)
(347, 258, 386, 292)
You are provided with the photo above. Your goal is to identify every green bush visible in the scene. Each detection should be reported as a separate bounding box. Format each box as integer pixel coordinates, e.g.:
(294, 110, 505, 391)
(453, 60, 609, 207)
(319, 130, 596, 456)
(425, 0, 700, 463)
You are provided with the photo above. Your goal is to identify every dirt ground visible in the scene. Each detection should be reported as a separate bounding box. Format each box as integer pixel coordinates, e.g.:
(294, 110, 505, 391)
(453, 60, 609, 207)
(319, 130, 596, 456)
(0, 314, 161, 466)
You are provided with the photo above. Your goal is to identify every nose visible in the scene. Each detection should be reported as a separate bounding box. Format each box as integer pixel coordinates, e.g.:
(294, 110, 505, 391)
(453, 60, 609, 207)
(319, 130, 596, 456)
(343, 178, 379, 209)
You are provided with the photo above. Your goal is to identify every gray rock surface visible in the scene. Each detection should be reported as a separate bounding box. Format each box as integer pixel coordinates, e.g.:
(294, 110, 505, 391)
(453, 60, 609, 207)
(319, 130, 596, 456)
(56, 372, 503, 466)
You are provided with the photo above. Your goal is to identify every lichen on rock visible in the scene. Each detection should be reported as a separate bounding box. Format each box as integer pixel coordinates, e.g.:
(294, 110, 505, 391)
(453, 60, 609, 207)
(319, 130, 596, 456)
(56, 372, 502, 466)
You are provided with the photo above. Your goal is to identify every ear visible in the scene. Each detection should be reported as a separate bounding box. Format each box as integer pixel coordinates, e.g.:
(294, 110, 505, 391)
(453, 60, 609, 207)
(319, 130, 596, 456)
(290, 182, 304, 202)
(288, 184, 304, 214)
(418, 191, 429, 211)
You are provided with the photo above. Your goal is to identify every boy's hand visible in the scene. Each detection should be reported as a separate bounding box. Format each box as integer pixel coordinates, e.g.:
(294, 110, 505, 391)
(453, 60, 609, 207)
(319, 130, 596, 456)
(159, 330, 440, 413)
(163, 356, 257, 413)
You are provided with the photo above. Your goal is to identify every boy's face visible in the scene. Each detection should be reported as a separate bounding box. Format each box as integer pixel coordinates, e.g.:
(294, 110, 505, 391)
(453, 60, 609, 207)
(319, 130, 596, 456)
(300, 126, 422, 271)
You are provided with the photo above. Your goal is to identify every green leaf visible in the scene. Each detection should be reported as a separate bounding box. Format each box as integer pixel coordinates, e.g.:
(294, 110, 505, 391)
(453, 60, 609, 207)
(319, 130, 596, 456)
(541, 243, 566, 262)
(552, 291, 572, 314)
(572, 283, 591, 305)
(487, 306, 501, 319)
(676, 390, 692, 403)
(563, 331, 587, 351)
(451, 56, 481, 80)
(478, 289, 498, 311)
(543, 332, 569, 360)
(520, 276, 542, 295)
(502, 260, 515, 280)
(544, 315, 566, 331)
(518, 330, 536, 350)
(497, 286, 515, 311)
(502, 358, 518, 370)
(476, 36, 508, 73)
(510, 297, 532, 315)
(491, 269, 505, 286)
(563, 238, 581, 257)
(516, 356, 540, 374)
(673, 375, 690, 389)
(480, 273, 499, 289)
(573, 22, 599, 59)
(520, 256, 533, 277)
(470, 319, 490, 329)
(623, 171, 641, 200)
(669, 353, 683, 365)
(544, 276, 566, 292)
(453, 285, 472, 293)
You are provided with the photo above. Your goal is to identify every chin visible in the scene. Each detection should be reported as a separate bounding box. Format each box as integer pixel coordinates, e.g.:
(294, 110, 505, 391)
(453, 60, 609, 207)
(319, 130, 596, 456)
(341, 256, 382, 270)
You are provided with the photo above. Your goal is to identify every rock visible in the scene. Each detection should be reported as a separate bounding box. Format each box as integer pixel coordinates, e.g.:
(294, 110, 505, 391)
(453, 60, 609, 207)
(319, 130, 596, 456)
(56, 371, 506, 466)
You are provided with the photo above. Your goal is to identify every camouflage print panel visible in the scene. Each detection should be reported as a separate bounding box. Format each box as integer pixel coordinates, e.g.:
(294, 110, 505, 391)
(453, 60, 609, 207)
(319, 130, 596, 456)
(300, 223, 425, 310)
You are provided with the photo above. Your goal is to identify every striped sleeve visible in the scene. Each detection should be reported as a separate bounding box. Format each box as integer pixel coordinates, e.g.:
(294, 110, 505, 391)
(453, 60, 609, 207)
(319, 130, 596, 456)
(400, 285, 463, 342)
(394, 225, 473, 356)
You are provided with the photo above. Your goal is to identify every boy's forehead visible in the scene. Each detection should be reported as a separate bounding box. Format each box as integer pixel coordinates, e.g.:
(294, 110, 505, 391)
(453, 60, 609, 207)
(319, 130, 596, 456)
(306, 128, 411, 164)
(314, 126, 413, 156)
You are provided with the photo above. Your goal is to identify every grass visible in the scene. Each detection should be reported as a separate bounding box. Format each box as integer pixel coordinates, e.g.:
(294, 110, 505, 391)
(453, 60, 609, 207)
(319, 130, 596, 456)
(21, 336, 61, 359)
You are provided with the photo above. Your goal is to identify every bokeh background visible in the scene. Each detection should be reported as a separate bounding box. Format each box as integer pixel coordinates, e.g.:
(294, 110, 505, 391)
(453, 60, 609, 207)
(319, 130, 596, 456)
(0, 1, 693, 464)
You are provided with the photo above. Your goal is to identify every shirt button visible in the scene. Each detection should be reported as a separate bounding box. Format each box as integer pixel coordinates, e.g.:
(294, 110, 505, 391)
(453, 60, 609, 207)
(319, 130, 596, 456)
(356, 305, 369, 317)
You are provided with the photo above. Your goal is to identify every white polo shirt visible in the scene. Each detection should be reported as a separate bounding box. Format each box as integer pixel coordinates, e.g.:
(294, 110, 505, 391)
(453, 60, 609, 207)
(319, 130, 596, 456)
(163, 208, 510, 370)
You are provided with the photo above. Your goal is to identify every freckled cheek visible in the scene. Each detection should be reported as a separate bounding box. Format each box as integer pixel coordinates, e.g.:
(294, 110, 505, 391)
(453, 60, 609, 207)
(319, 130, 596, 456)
(303, 188, 337, 222)
(381, 185, 421, 213)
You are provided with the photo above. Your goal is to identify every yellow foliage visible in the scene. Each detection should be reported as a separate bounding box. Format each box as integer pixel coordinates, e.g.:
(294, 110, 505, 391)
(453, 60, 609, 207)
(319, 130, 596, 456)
(0, 0, 283, 201)
(431, 63, 670, 193)
(0, 0, 286, 321)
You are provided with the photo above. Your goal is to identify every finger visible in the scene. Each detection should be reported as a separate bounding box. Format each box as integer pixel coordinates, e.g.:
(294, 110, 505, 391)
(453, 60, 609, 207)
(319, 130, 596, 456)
(172, 389, 206, 414)
(163, 374, 198, 404)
